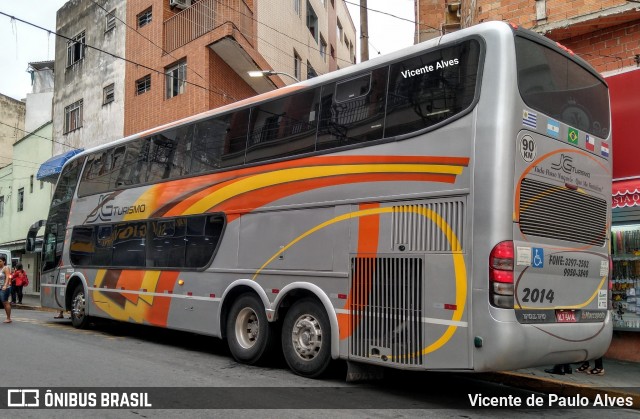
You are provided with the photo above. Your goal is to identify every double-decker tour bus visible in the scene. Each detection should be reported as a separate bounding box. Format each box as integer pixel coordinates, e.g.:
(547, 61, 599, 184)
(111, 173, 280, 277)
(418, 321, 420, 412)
(35, 21, 612, 377)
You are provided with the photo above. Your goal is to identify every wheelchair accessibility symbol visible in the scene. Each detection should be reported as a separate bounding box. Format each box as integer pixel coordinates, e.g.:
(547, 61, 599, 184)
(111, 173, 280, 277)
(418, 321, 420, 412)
(532, 248, 544, 268)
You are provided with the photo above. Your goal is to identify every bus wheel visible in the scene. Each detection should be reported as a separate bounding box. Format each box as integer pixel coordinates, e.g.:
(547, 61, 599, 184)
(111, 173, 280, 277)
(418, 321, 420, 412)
(281, 298, 331, 378)
(226, 293, 273, 365)
(70, 286, 90, 329)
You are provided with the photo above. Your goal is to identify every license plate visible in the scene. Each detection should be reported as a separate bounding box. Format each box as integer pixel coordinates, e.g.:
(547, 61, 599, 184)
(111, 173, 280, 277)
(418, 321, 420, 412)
(556, 310, 577, 323)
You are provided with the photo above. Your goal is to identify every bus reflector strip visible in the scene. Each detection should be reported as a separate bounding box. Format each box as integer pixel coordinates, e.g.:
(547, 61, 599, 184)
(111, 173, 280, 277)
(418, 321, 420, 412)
(210, 293, 216, 298)
(444, 304, 457, 310)
(338, 294, 347, 300)
(272, 289, 280, 294)
(187, 292, 193, 296)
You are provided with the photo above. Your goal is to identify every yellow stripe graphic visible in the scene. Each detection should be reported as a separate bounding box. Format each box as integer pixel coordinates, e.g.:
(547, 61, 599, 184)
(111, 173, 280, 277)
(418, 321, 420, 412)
(185, 164, 464, 214)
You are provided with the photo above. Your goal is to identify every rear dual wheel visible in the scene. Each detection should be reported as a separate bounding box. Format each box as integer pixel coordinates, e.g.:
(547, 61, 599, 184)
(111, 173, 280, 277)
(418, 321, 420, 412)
(281, 298, 332, 378)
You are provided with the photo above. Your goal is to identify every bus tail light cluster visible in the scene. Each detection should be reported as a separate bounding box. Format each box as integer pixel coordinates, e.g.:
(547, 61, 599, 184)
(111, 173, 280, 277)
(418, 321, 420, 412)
(489, 241, 514, 308)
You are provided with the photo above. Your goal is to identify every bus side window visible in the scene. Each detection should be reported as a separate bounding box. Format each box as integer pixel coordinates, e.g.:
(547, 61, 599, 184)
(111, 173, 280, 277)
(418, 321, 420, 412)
(316, 66, 388, 150)
(147, 133, 179, 183)
(112, 222, 146, 267)
(246, 88, 320, 163)
(70, 226, 95, 266)
(185, 215, 224, 268)
(384, 39, 481, 138)
(114, 139, 143, 188)
(191, 110, 249, 174)
(148, 219, 186, 268)
(94, 225, 114, 265)
(78, 152, 109, 196)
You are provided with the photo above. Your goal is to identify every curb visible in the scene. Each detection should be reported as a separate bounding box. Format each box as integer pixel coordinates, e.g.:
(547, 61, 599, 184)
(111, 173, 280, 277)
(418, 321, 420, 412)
(478, 371, 640, 409)
(13, 304, 58, 313)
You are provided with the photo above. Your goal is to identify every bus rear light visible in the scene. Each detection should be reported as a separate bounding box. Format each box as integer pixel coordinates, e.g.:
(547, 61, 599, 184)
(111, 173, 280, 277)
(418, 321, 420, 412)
(492, 281, 514, 295)
(489, 241, 514, 309)
(490, 241, 514, 271)
(489, 268, 513, 283)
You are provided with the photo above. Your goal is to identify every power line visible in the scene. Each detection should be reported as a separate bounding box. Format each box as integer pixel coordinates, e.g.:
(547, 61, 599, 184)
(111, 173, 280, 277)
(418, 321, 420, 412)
(342, 0, 441, 33)
(0, 10, 230, 101)
(88, 0, 236, 101)
(0, 120, 79, 152)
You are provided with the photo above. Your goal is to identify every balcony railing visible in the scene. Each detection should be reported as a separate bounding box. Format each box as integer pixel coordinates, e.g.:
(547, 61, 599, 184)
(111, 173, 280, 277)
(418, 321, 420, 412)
(164, 0, 254, 52)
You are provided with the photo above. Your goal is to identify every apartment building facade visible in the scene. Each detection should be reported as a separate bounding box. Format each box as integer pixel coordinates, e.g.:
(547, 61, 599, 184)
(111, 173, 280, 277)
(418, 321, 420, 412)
(51, 0, 356, 148)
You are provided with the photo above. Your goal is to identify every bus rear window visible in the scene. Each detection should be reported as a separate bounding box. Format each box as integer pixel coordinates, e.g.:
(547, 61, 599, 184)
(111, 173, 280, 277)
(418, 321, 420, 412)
(515, 36, 610, 138)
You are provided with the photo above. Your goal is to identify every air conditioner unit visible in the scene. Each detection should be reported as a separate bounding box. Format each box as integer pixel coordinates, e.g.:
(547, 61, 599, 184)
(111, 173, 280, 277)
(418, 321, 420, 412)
(170, 0, 191, 9)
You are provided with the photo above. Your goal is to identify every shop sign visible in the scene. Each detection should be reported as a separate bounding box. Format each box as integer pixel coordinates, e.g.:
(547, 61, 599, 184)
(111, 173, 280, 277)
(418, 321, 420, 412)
(613, 192, 640, 209)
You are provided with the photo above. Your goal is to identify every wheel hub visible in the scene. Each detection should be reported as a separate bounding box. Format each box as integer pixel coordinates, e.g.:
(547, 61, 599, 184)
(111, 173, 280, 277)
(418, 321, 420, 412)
(235, 307, 259, 349)
(72, 292, 85, 320)
(291, 315, 322, 360)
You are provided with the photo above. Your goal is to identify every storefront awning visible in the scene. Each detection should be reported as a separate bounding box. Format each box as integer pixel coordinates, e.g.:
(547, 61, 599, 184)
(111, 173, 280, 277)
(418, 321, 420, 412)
(613, 179, 640, 208)
(36, 149, 84, 182)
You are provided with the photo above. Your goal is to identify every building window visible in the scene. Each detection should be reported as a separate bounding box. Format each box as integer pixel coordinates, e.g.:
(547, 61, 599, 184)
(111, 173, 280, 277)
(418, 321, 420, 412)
(306, 1, 318, 43)
(337, 19, 343, 44)
(105, 10, 116, 32)
(40, 180, 44, 190)
(30, 175, 34, 193)
(330, 44, 335, 60)
(166, 61, 186, 98)
(64, 99, 83, 134)
(0, 196, 4, 217)
(320, 36, 327, 62)
(136, 75, 151, 95)
(67, 31, 85, 67)
(294, 51, 302, 81)
(293, 0, 301, 16)
(103, 83, 115, 104)
(307, 61, 317, 79)
(137, 8, 152, 28)
(330, 0, 334, 8)
(17, 188, 24, 212)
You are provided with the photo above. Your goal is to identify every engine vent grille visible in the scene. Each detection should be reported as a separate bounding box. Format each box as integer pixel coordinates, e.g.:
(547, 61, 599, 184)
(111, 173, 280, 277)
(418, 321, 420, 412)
(392, 201, 464, 252)
(519, 178, 607, 246)
(350, 256, 424, 366)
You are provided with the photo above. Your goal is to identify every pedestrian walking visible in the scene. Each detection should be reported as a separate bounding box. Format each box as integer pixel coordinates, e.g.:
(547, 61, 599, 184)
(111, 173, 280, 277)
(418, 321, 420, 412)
(576, 357, 605, 376)
(10, 263, 28, 305)
(0, 256, 12, 323)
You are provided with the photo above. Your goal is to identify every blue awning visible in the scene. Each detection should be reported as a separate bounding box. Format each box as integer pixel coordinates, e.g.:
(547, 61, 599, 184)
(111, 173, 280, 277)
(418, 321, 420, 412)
(36, 149, 84, 181)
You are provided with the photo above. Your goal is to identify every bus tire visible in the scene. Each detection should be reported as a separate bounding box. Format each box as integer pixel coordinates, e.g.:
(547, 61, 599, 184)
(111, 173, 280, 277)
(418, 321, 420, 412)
(226, 293, 273, 365)
(281, 298, 331, 378)
(70, 286, 90, 329)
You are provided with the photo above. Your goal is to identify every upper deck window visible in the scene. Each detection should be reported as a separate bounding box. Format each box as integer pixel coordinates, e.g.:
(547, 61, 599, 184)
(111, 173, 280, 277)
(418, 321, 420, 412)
(385, 39, 481, 138)
(515, 36, 610, 138)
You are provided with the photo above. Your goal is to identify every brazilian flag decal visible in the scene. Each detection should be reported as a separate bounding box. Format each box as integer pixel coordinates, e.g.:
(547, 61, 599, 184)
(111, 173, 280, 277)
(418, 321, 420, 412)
(568, 127, 579, 145)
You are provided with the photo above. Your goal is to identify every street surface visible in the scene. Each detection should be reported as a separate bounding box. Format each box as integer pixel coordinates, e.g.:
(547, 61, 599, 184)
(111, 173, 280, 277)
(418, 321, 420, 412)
(1, 310, 639, 418)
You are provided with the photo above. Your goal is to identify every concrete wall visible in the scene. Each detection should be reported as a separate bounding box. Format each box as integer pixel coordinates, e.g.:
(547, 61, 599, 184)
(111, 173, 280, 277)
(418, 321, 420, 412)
(52, 0, 126, 155)
(25, 67, 54, 133)
(0, 94, 26, 167)
(256, 0, 356, 81)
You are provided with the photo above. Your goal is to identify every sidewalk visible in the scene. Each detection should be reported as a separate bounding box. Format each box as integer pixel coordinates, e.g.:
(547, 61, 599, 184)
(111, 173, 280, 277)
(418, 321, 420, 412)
(12, 294, 640, 408)
(478, 360, 640, 408)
